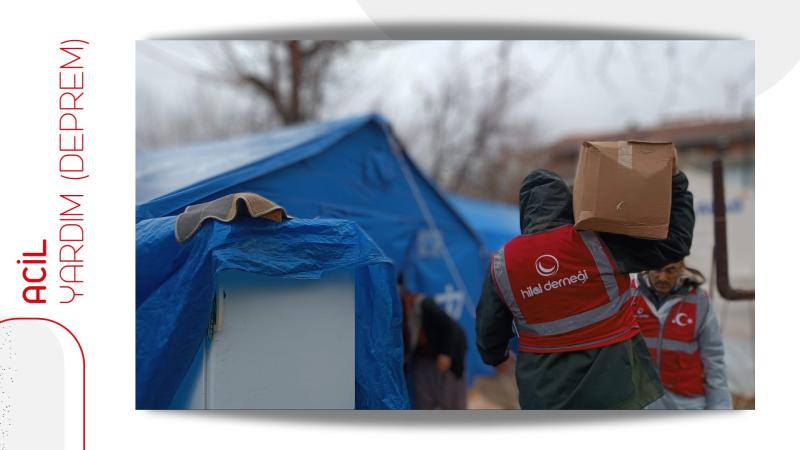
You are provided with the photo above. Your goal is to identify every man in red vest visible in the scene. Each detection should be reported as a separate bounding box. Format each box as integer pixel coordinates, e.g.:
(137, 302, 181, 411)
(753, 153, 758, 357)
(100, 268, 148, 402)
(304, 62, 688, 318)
(476, 159, 695, 409)
(632, 261, 732, 409)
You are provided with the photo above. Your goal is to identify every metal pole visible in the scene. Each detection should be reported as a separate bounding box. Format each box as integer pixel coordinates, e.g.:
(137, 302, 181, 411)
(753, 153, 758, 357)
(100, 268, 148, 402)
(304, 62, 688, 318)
(711, 156, 755, 300)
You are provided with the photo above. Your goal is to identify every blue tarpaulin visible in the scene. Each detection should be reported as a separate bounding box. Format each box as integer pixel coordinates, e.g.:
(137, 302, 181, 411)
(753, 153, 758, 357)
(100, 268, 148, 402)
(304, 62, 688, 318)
(137, 114, 494, 384)
(136, 216, 410, 409)
(446, 193, 522, 355)
(447, 194, 519, 252)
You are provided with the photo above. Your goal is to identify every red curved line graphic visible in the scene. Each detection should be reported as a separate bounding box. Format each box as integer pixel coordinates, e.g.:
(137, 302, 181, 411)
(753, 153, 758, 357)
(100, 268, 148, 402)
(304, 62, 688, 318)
(0, 317, 85, 450)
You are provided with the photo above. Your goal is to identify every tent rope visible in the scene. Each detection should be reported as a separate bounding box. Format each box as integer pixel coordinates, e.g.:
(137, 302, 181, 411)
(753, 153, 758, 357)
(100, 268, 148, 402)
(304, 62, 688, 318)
(380, 122, 477, 319)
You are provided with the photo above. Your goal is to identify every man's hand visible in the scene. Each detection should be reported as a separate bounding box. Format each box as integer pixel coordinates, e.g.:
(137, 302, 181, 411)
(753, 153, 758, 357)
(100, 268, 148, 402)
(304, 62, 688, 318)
(436, 354, 452, 374)
(494, 352, 516, 375)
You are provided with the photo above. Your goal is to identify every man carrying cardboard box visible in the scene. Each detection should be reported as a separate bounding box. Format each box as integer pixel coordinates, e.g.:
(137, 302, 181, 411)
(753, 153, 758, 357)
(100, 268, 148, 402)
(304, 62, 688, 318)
(476, 149, 694, 409)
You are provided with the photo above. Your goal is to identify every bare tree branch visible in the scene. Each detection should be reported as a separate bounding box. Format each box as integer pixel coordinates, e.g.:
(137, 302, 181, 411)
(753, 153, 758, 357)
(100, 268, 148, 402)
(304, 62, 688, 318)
(449, 41, 514, 192)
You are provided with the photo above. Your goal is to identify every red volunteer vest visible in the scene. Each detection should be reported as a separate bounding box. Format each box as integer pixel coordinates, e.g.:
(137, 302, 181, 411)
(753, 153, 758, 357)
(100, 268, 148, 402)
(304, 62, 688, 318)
(491, 224, 639, 353)
(631, 280, 707, 397)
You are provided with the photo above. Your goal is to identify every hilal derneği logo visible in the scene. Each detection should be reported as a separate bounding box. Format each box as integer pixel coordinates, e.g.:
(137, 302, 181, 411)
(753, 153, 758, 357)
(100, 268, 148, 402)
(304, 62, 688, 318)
(520, 254, 590, 300)
(535, 254, 559, 277)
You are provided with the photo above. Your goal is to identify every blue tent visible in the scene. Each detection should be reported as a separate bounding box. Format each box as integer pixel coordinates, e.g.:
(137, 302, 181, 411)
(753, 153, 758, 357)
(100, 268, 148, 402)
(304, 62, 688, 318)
(136, 215, 409, 409)
(137, 114, 493, 383)
(447, 194, 520, 253)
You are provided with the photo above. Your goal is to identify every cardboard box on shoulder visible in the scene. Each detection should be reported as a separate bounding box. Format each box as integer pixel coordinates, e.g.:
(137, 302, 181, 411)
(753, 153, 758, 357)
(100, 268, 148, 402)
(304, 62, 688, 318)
(572, 141, 675, 240)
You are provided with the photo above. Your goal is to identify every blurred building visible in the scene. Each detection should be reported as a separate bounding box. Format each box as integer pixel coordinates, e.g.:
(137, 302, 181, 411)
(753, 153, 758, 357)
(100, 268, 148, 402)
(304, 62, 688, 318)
(528, 118, 755, 185)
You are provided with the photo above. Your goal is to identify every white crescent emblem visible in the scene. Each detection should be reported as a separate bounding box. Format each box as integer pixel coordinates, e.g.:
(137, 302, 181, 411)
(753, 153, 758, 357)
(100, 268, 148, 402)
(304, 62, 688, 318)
(673, 312, 693, 327)
(535, 255, 559, 277)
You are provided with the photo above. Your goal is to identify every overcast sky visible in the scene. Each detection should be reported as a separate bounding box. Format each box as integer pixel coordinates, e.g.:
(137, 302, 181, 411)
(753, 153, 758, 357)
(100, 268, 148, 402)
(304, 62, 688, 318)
(137, 40, 754, 148)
